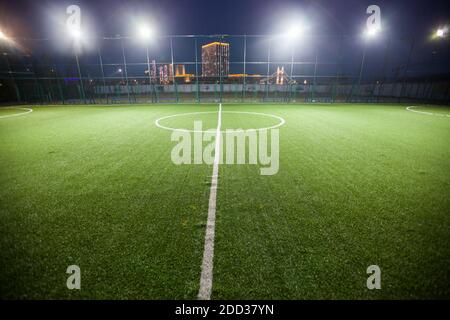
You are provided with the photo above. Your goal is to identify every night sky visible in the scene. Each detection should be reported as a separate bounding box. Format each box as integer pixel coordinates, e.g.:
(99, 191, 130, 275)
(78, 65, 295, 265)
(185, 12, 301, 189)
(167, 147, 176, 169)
(0, 0, 448, 37)
(0, 0, 449, 78)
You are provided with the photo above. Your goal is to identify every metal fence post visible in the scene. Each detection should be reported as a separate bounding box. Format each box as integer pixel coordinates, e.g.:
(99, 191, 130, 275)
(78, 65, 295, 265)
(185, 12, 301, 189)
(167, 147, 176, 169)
(98, 45, 108, 104)
(120, 37, 131, 103)
(265, 39, 271, 102)
(74, 52, 86, 103)
(170, 37, 178, 103)
(243, 34, 247, 102)
(195, 37, 200, 103)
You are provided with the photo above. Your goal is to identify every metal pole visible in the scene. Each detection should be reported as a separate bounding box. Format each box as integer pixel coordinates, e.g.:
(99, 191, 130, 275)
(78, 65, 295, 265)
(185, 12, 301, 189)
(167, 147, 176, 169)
(2, 51, 22, 103)
(289, 43, 295, 103)
(98, 46, 108, 104)
(121, 38, 131, 103)
(53, 61, 65, 104)
(1, 41, 22, 103)
(30, 53, 39, 99)
(265, 39, 271, 101)
(312, 53, 318, 102)
(332, 36, 343, 103)
(74, 52, 86, 103)
(377, 37, 391, 103)
(30, 53, 43, 104)
(195, 37, 200, 103)
(290, 44, 295, 77)
(357, 42, 367, 100)
(219, 35, 223, 103)
(145, 45, 153, 103)
(170, 37, 178, 103)
(399, 36, 415, 103)
(243, 34, 247, 102)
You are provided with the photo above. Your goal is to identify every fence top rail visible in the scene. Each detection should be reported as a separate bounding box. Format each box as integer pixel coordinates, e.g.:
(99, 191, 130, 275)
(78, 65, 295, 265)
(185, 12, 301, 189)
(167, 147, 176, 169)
(8, 33, 390, 42)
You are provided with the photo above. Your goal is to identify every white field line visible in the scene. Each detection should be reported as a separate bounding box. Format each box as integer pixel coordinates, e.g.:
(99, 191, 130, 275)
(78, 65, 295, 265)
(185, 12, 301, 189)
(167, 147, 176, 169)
(198, 103, 222, 300)
(0, 107, 33, 119)
(155, 110, 285, 133)
(406, 106, 450, 118)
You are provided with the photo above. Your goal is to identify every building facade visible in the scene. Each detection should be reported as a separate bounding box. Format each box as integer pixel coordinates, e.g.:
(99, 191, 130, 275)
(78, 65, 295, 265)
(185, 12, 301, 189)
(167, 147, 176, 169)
(201, 42, 230, 77)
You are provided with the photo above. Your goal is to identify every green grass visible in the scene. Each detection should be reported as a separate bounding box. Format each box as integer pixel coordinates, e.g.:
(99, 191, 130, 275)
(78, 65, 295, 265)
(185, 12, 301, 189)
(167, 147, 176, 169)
(0, 103, 449, 299)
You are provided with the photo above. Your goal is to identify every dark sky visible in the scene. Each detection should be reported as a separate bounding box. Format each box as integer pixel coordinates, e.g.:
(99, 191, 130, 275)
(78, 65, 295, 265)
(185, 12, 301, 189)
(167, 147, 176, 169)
(0, 0, 449, 78)
(0, 0, 449, 37)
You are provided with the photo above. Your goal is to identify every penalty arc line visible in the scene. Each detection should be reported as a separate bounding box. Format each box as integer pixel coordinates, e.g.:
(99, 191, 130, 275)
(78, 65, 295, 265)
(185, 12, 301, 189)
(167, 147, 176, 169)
(198, 103, 222, 300)
(406, 106, 450, 118)
(0, 107, 33, 119)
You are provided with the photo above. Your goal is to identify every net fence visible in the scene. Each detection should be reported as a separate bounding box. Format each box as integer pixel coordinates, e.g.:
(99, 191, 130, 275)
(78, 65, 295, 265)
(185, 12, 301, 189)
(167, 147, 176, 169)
(1, 34, 449, 104)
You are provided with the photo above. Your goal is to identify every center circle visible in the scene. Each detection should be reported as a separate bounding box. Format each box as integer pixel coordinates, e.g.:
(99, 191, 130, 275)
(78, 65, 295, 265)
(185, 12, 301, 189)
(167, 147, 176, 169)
(155, 111, 285, 133)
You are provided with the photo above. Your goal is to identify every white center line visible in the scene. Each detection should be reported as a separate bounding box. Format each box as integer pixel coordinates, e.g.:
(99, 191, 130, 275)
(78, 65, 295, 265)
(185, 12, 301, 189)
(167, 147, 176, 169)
(198, 103, 222, 300)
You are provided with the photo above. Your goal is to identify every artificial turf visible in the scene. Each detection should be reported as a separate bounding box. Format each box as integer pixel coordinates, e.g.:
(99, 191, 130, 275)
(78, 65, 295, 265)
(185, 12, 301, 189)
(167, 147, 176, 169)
(0, 103, 449, 299)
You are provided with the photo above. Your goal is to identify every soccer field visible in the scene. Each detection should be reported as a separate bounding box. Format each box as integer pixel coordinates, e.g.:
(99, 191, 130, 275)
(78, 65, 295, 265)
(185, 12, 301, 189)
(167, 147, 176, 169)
(0, 103, 449, 299)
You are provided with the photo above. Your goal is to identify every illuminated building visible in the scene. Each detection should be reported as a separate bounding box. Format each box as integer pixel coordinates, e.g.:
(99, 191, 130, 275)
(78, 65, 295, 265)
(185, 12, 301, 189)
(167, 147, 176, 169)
(175, 65, 186, 77)
(201, 42, 229, 77)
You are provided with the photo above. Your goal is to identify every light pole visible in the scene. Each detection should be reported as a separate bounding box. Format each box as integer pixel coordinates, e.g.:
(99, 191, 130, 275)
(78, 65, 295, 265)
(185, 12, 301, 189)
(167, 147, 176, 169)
(194, 37, 200, 103)
(68, 27, 86, 104)
(357, 43, 367, 89)
(137, 23, 155, 103)
(0, 30, 22, 103)
(242, 34, 247, 102)
(427, 26, 448, 101)
(170, 37, 178, 103)
(97, 46, 108, 103)
(399, 37, 415, 102)
(354, 27, 380, 101)
(287, 26, 300, 77)
(145, 45, 154, 103)
(265, 39, 271, 101)
(120, 38, 131, 103)
(74, 53, 86, 103)
(286, 25, 302, 102)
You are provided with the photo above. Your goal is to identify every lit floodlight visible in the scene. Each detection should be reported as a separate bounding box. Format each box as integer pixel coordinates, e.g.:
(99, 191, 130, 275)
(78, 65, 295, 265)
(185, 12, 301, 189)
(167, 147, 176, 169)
(436, 28, 445, 38)
(68, 27, 82, 39)
(118, 68, 123, 73)
(0, 30, 7, 41)
(286, 25, 302, 39)
(137, 24, 153, 40)
(364, 26, 380, 38)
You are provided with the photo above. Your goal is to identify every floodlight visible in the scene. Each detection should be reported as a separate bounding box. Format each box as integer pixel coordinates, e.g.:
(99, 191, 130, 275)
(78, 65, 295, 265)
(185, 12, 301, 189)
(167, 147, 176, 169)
(68, 27, 82, 39)
(0, 30, 7, 41)
(118, 68, 123, 73)
(286, 25, 301, 39)
(436, 28, 445, 38)
(137, 24, 152, 40)
(365, 26, 379, 38)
